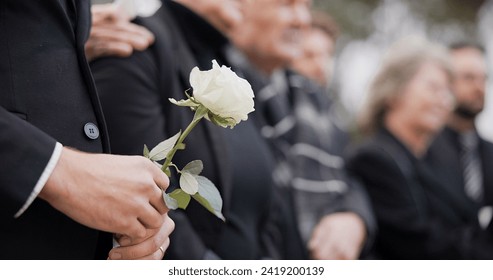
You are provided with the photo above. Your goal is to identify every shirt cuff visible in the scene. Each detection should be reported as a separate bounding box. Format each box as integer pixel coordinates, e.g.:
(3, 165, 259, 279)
(14, 142, 63, 218)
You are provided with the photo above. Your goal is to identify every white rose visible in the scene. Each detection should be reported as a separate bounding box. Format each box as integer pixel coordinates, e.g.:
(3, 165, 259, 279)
(190, 60, 255, 127)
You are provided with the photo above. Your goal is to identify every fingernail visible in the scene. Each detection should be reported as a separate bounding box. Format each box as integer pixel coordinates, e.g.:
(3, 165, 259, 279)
(111, 252, 122, 260)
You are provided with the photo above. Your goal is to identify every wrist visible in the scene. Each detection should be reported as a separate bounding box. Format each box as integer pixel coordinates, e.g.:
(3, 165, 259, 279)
(39, 147, 74, 204)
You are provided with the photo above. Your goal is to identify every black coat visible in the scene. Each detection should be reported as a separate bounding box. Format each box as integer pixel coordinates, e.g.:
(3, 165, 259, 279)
(92, 3, 226, 260)
(346, 128, 493, 259)
(0, 0, 111, 259)
(426, 127, 493, 210)
(91, 2, 303, 260)
(426, 127, 493, 242)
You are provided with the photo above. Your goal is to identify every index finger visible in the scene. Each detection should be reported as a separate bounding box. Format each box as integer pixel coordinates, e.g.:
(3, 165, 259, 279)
(149, 163, 170, 214)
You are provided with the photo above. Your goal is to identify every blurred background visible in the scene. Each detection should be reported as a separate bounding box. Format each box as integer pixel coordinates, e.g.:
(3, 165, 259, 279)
(91, 0, 492, 140)
(313, 0, 493, 141)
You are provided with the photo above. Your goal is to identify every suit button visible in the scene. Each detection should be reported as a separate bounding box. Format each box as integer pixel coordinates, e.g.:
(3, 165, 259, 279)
(84, 122, 100, 140)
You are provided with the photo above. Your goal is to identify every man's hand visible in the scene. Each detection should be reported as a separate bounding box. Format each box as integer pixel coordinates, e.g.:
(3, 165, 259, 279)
(308, 212, 367, 260)
(40, 147, 169, 243)
(109, 214, 175, 260)
(85, 3, 155, 62)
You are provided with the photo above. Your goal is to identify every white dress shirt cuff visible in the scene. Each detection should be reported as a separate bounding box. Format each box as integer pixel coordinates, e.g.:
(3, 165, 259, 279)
(14, 142, 63, 218)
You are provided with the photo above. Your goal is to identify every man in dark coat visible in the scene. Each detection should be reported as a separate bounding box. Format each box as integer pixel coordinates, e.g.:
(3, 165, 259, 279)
(426, 42, 493, 239)
(91, 0, 307, 260)
(227, 0, 376, 259)
(0, 0, 173, 259)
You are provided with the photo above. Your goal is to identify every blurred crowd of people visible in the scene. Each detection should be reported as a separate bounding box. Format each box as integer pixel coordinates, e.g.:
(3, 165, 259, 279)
(1, 0, 492, 260)
(87, 0, 493, 260)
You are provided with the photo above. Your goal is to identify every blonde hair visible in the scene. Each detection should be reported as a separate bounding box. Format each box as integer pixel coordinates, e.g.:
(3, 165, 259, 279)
(359, 36, 453, 135)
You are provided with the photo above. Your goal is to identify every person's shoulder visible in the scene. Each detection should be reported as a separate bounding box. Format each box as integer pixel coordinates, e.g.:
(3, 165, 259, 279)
(425, 128, 455, 158)
(351, 129, 397, 154)
(347, 129, 415, 176)
(346, 132, 391, 166)
(479, 134, 493, 152)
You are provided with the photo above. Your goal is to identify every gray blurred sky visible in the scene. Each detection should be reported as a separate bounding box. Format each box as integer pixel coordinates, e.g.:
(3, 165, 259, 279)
(315, 0, 493, 141)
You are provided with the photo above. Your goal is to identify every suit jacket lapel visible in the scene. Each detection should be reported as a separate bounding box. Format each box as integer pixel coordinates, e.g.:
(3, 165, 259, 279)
(57, 0, 77, 41)
(74, 0, 90, 49)
(480, 138, 493, 205)
(429, 130, 465, 195)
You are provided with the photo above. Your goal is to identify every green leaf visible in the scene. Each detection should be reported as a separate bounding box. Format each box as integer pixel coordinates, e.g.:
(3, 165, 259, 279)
(182, 160, 203, 175)
(143, 144, 150, 158)
(193, 193, 225, 221)
(179, 171, 199, 195)
(169, 98, 198, 108)
(193, 105, 209, 122)
(162, 192, 178, 210)
(149, 131, 181, 161)
(192, 175, 225, 221)
(168, 189, 191, 210)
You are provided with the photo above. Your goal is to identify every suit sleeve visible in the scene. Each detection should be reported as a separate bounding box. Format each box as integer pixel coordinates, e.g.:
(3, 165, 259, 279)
(0, 107, 57, 220)
(91, 50, 211, 260)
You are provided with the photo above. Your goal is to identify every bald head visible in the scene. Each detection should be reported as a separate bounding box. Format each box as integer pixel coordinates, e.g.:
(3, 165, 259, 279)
(231, 0, 312, 74)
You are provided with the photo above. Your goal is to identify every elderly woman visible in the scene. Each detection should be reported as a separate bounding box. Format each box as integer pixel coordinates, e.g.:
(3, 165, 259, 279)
(347, 37, 493, 259)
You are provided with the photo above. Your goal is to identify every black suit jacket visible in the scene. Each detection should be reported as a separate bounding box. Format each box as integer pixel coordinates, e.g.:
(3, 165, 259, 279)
(346, 128, 493, 259)
(426, 127, 493, 209)
(92, 3, 227, 259)
(0, 0, 111, 259)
